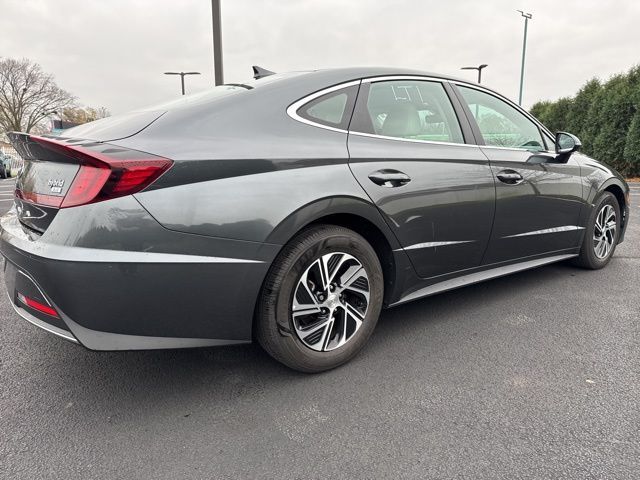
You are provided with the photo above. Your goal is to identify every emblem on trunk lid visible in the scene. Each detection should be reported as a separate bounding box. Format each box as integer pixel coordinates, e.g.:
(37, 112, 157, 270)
(47, 178, 65, 194)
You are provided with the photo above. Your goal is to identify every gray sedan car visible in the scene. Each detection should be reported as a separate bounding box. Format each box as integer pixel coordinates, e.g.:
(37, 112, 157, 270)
(1, 67, 630, 371)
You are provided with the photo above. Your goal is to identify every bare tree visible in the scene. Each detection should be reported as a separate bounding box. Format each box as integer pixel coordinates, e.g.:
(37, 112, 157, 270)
(61, 106, 110, 124)
(0, 57, 75, 134)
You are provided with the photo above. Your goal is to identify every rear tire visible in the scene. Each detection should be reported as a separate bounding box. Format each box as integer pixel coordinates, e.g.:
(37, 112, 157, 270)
(572, 191, 620, 269)
(256, 225, 384, 373)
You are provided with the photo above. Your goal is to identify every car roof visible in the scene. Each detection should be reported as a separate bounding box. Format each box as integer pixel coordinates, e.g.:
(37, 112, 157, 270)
(251, 66, 473, 88)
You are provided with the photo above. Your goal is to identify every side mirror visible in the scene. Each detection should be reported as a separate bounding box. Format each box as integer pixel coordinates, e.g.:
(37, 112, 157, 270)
(555, 132, 582, 155)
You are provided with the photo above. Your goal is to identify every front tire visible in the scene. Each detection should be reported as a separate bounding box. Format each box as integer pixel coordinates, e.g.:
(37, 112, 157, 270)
(573, 191, 620, 269)
(256, 225, 384, 373)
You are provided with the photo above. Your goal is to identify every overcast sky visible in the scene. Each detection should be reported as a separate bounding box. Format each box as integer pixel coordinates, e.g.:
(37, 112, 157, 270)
(1, 0, 638, 114)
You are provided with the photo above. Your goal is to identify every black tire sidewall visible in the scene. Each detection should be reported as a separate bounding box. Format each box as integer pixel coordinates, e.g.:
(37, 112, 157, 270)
(259, 226, 383, 372)
(582, 192, 620, 268)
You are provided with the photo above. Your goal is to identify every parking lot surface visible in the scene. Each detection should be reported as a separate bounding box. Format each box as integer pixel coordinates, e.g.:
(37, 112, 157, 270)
(0, 179, 638, 479)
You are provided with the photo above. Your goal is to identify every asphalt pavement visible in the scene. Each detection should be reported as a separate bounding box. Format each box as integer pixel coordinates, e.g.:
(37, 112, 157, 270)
(0, 179, 638, 479)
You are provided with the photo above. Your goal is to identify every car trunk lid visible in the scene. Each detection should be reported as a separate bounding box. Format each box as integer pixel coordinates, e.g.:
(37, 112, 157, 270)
(8, 133, 172, 234)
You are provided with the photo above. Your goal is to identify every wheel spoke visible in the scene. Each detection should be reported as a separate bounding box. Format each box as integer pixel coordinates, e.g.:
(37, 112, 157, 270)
(339, 264, 366, 287)
(592, 204, 617, 260)
(595, 210, 604, 231)
(291, 250, 370, 352)
(292, 303, 321, 317)
(604, 206, 615, 224)
(318, 255, 332, 291)
(325, 253, 350, 286)
(295, 316, 330, 334)
(340, 266, 370, 302)
(345, 303, 365, 331)
(293, 269, 321, 316)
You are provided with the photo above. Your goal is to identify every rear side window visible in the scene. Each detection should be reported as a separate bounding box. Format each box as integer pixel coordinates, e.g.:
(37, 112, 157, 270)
(296, 85, 358, 130)
(350, 80, 464, 144)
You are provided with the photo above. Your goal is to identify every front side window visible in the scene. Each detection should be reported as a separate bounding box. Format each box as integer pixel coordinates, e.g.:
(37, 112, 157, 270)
(458, 86, 545, 151)
(350, 80, 464, 144)
(297, 85, 358, 130)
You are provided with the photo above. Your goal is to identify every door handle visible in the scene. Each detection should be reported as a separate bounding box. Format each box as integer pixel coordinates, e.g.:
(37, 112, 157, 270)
(496, 170, 524, 185)
(368, 169, 411, 187)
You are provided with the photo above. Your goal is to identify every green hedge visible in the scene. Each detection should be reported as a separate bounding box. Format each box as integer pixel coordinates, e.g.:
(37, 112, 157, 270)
(530, 65, 640, 177)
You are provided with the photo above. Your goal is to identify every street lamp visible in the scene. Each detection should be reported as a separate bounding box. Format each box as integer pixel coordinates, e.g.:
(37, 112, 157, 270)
(211, 0, 224, 85)
(461, 64, 488, 84)
(164, 71, 201, 95)
(517, 10, 533, 105)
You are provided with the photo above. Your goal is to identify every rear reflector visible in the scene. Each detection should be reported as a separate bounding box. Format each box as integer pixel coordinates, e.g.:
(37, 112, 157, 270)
(17, 136, 172, 209)
(17, 293, 60, 318)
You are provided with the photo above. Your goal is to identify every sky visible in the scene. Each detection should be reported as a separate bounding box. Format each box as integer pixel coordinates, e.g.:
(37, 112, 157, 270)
(1, 0, 638, 114)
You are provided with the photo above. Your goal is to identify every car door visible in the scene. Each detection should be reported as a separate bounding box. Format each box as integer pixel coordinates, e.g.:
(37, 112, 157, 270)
(347, 77, 495, 279)
(452, 84, 584, 265)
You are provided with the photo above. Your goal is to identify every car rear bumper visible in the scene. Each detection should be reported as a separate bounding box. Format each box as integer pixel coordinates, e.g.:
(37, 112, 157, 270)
(6, 268, 79, 344)
(0, 199, 278, 350)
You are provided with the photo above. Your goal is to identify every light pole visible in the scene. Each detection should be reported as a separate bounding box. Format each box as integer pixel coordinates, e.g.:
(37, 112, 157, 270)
(164, 71, 201, 95)
(211, 0, 224, 85)
(461, 64, 488, 84)
(517, 10, 532, 105)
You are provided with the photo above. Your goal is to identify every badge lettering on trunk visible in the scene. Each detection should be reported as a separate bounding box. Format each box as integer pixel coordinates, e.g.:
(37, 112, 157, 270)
(47, 179, 64, 194)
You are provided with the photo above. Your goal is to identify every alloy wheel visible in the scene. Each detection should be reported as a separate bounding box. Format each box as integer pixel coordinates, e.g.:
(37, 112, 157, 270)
(291, 252, 370, 352)
(593, 204, 616, 259)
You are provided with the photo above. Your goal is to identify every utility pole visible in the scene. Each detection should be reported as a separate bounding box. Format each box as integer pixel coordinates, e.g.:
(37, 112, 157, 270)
(211, 0, 224, 85)
(164, 72, 201, 95)
(517, 10, 533, 105)
(461, 64, 488, 84)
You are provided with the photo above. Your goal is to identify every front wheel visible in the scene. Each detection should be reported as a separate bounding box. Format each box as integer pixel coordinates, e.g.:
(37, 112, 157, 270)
(256, 225, 384, 373)
(573, 191, 621, 269)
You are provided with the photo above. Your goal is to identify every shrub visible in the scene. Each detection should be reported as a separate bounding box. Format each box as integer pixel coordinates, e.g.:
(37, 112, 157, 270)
(530, 65, 640, 177)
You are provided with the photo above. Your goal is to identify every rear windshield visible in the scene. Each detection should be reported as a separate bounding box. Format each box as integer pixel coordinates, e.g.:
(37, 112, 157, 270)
(140, 84, 248, 111)
(63, 84, 249, 142)
(62, 110, 166, 142)
(62, 72, 309, 142)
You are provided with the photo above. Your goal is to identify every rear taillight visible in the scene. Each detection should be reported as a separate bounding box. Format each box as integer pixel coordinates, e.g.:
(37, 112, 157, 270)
(17, 136, 172, 208)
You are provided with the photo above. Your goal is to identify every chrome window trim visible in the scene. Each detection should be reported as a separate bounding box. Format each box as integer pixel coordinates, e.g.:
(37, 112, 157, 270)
(361, 75, 446, 83)
(286, 74, 556, 149)
(479, 144, 548, 153)
(353, 75, 474, 148)
(288, 76, 478, 148)
(286, 80, 361, 134)
(349, 131, 478, 149)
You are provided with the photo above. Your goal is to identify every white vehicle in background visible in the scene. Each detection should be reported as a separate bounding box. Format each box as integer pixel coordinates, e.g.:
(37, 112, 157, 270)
(0, 153, 14, 178)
